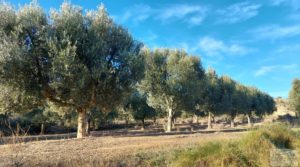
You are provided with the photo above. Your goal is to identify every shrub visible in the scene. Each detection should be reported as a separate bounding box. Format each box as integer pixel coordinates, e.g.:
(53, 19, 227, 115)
(173, 123, 300, 167)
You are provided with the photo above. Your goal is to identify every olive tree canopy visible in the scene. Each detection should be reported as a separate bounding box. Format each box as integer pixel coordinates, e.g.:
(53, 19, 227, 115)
(139, 48, 205, 132)
(0, 2, 144, 138)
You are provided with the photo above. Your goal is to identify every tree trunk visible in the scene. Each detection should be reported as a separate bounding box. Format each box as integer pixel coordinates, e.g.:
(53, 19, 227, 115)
(172, 116, 176, 128)
(141, 119, 145, 131)
(86, 116, 91, 136)
(90, 119, 94, 131)
(207, 112, 212, 129)
(194, 114, 199, 124)
(166, 108, 173, 132)
(94, 120, 99, 130)
(40, 123, 45, 135)
(230, 116, 235, 128)
(247, 115, 252, 128)
(77, 108, 87, 138)
(16, 122, 20, 136)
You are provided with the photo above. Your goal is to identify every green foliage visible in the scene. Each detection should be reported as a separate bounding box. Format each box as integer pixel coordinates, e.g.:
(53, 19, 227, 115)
(0, 1, 276, 136)
(198, 71, 275, 127)
(0, 1, 144, 137)
(219, 75, 237, 118)
(140, 49, 204, 111)
(199, 68, 222, 116)
(289, 79, 300, 116)
(139, 48, 205, 131)
(87, 108, 118, 128)
(23, 108, 60, 125)
(129, 92, 156, 126)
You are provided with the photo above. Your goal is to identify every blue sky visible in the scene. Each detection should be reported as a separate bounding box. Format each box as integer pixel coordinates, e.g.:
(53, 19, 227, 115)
(9, 0, 300, 98)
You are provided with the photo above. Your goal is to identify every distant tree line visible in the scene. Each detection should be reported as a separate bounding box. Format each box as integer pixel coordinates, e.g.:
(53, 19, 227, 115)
(0, 2, 275, 138)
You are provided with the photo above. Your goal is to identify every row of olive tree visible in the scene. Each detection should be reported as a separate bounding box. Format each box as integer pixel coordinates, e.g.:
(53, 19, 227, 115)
(0, 2, 275, 137)
(200, 70, 275, 129)
(138, 49, 275, 131)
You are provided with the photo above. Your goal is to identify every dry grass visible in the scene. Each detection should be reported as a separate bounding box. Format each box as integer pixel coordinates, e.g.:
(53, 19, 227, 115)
(172, 123, 300, 167)
(0, 131, 245, 166)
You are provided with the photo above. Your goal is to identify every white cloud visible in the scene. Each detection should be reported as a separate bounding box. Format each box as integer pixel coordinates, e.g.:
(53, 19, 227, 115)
(189, 13, 206, 25)
(254, 64, 298, 77)
(157, 4, 208, 25)
(158, 5, 201, 20)
(271, 0, 287, 5)
(216, 2, 261, 24)
(275, 44, 300, 53)
(114, 4, 208, 26)
(178, 42, 190, 52)
(271, 0, 300, 10)
(142, 31, 158, 44)
(197, 36, 250, 57)
(114, 4, 152, 24)
(251, 24, 300, 40)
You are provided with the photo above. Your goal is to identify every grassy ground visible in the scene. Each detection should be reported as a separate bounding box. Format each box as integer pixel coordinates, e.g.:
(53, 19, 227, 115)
(172, 123, 300, 167)
(0, 130, 245, 167)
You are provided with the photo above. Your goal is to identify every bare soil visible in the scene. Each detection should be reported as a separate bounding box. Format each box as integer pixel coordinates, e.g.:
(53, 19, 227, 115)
(0, 128, 246, 167)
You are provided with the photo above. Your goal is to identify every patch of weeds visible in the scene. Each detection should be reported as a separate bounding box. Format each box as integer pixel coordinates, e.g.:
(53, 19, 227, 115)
(172, 123, 300, 167)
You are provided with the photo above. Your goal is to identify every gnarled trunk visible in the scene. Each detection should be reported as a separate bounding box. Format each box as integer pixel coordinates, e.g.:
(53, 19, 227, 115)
(166, 108, 173, 132)
(77, 108, 87, 138)
(207, 112, 212, 129)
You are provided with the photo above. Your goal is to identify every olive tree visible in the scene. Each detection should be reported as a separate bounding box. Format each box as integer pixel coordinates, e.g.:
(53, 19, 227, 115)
(218, 76, 237, 128)
(241, 87, 256, 127)
(200, 69, 221, 129)
(139, 49, 205, 132)
(128, 91, 156, 130)
(289, 79, 300, 117)
(0, 2, 143, 138)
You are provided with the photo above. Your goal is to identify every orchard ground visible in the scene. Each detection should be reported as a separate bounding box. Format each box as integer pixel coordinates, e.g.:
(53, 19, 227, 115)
(1, 113, 299, 167)
(0, 123, 246, 167)
(0, 105, 297, 167)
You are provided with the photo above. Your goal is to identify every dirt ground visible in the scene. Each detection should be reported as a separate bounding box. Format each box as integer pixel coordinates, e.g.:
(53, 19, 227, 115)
(0, 129, 246, 167)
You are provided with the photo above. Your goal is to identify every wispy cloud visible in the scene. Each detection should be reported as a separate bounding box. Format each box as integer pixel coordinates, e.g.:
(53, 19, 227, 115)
(254, 64, 298, 77)
(157, 4, 208, 25)
(177, 42, 190, 52)
(216, 2, 261, 24)
(143, 31, 158, 44)
(197, 36, 250, 57)
(114, 4, 208, 26)
(113, 4, 152, 24)
(251, 24, 300, 40)
(275, 44, 300, 53)
(270, 0, 300, 11)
